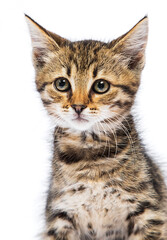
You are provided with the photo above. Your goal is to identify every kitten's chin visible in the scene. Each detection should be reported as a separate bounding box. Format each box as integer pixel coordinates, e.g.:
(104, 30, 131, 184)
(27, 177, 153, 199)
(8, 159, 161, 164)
(69, 119, 94, 131)
(57, 118, 94, 131)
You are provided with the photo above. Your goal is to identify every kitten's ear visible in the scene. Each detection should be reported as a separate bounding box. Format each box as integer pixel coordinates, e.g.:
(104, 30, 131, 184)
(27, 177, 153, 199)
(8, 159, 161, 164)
(25, 14, 67, 69)
(112, 16, 148, 70)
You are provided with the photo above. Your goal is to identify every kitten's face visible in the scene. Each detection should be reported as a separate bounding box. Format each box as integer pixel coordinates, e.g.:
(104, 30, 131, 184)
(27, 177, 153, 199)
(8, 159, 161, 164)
(26, 15, 148, 132)
(37, 42, 138, 131)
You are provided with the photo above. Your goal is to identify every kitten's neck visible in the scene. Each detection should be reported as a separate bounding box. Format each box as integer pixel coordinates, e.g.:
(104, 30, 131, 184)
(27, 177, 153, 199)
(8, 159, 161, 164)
(52, 114, 143, 185)
(53, 114, 138, 164)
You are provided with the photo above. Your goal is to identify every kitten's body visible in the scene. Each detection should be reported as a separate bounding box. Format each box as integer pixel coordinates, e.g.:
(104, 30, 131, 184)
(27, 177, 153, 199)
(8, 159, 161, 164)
(26, 15, 167, 240)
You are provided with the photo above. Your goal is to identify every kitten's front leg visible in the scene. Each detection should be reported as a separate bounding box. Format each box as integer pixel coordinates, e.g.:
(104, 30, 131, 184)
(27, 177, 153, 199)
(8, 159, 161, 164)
(43, 213, 79, 240)
(128, 217, 166, 240)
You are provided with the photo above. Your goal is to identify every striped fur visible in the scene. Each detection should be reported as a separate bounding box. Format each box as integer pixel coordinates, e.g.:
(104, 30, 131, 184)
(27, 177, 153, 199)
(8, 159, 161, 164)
(26, 15, 167, 240)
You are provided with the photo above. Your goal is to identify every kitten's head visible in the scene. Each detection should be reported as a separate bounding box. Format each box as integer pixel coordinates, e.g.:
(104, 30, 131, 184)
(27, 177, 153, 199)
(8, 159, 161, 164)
(26, 15, 148, 131)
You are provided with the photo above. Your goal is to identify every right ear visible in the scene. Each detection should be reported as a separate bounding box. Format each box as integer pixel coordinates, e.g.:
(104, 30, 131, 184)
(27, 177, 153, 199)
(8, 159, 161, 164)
(111, 16, 148, 71)
(25, 14, 67, 69)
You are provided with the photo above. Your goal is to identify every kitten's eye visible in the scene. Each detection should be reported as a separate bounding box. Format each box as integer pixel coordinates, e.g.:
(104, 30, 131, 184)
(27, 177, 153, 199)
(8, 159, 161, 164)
(53, 77, 71, 92)
(92, 79, 110, 94)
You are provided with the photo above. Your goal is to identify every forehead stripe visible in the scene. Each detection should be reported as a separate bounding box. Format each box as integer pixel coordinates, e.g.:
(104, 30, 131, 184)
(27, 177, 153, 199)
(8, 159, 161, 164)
(66, 65, 71, 77)
(93, 67, 98, 78)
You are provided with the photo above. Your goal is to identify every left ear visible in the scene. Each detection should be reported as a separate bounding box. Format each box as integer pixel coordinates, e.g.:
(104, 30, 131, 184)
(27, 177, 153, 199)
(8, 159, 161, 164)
(25, 14, 68, 69)
(112, 16, 148, 70)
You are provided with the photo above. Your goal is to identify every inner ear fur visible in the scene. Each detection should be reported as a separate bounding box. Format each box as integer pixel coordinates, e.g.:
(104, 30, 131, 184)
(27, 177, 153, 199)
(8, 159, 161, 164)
(111, 16, 148, 70)
(25, 14, 69, 68)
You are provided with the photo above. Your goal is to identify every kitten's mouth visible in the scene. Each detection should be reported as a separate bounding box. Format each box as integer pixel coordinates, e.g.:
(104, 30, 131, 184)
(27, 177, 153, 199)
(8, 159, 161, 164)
(72, 116, 89, 123)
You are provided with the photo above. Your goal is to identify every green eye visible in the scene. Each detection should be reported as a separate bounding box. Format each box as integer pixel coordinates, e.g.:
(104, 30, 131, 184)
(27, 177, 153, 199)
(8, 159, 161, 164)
(53, 77, 71, 92)
(92, 79, 110, 94)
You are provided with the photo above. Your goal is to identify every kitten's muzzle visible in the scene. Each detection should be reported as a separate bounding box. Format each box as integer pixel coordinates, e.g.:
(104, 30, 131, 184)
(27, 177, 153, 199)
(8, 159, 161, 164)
(71, 104, 87, 115)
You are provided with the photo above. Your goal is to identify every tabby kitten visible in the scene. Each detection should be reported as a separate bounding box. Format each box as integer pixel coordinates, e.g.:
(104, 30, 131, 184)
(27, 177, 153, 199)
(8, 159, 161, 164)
(26, 15, 167, 240)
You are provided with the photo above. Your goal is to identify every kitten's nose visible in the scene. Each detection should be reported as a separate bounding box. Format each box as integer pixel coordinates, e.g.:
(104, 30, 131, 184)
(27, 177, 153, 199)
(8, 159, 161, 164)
(71, 104, 87, 115)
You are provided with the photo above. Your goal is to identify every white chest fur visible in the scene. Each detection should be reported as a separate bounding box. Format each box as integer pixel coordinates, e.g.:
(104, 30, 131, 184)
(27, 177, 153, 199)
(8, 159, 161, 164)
(52, 182, 135, 239)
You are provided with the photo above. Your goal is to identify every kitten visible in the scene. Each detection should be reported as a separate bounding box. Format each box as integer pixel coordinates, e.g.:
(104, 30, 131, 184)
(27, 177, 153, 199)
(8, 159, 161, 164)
(26, 15, 167, 240)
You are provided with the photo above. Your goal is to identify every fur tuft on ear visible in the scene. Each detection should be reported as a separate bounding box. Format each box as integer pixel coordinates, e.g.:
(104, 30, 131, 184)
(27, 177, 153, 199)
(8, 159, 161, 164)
(25, 14, 67, 69)
(113, 16, 148, 70)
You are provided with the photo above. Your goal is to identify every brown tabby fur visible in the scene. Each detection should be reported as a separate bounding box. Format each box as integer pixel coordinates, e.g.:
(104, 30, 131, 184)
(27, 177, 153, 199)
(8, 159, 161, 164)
(26, 15, 167, 240)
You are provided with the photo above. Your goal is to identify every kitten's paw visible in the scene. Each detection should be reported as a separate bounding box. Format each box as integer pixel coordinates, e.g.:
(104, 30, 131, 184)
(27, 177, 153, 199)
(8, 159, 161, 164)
(43, 210, 79, 240)
(43, 227, 79, 240)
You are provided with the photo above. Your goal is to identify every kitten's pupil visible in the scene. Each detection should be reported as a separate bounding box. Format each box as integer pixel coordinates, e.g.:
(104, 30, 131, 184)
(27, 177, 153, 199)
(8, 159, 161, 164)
(59, 80, 66, 87)
(98, 81, 105, 89)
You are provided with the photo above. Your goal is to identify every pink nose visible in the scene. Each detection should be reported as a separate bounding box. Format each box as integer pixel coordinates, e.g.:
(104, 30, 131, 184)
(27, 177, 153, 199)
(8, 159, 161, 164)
(71, 104, 87, 114)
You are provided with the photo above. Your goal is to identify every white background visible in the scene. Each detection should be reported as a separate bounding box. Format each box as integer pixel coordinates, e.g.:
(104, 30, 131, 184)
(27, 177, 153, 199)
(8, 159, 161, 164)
(0, 0, 167, 239)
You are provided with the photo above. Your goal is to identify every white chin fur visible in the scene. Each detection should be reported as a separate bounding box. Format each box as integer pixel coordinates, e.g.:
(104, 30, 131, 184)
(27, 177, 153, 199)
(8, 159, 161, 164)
(55, 118, 94, 131)
(67, 120, 94, 131)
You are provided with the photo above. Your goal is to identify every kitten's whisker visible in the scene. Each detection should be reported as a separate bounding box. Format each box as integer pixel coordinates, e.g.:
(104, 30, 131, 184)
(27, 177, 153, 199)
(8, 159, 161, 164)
(95, 116, 119, 180)
(93, 120, 102, 156)
(97, 111, 135, 159)
(114, 116, 137, 165)
(111, 111, 132, 130)
(96, 118, 109, 157)
(96, 115, 118, 159)
(113, 114, 135, 150)
(104, 114, 136, 158)
(98, 114, 118, 158)
(94, 116, 109, 157)
(102, 109, 132, 130)
(106, 120, 118, 159)
(100, 110, 133, 146)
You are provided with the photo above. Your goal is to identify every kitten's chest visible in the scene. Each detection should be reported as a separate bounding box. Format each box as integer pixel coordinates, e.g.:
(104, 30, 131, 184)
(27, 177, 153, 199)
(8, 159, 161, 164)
(54, 183, 135, 239)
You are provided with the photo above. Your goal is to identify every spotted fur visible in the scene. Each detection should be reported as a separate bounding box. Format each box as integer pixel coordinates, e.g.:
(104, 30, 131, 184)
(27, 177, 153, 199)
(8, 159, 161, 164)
(26, 15, 167, 240)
